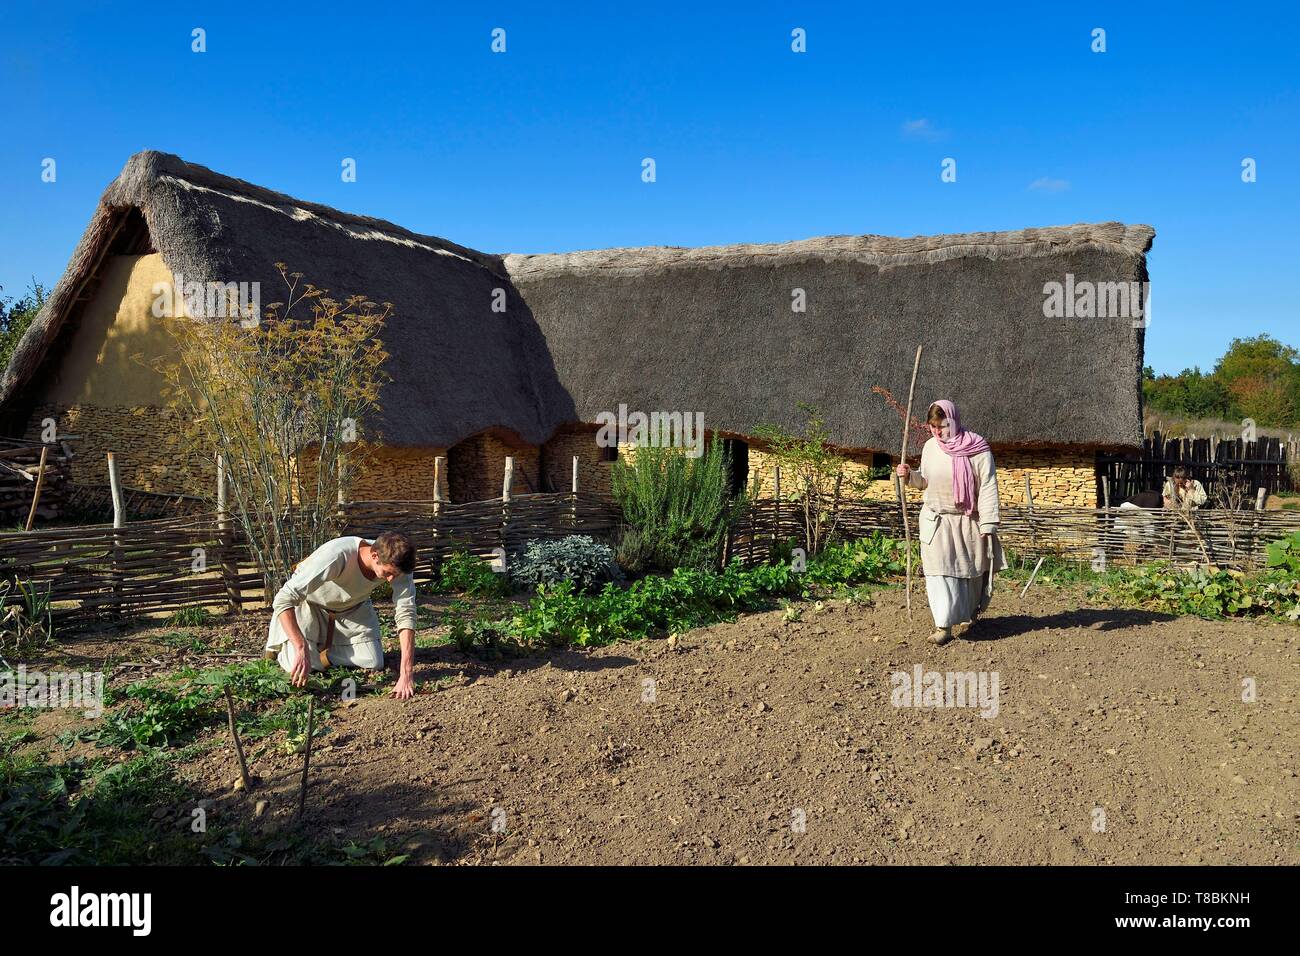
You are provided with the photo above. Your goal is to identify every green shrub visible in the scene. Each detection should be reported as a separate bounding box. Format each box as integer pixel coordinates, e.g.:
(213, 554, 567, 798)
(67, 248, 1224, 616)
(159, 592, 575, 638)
(509, 536, 622, 592)
(611, 441, 743, 574)
(0, 578, 54, 659)
(431, 551, 512, 598)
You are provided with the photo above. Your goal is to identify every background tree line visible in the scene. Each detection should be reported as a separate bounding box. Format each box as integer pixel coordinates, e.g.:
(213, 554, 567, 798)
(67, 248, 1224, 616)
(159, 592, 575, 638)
(1144, 334, 1300, 429)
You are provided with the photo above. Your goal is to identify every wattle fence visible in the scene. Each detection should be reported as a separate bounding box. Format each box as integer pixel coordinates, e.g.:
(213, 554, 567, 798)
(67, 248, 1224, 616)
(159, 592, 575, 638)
(0, 492, 622, 621)
(730, 497, 1300, 571)
(4, 488, 1298, 623)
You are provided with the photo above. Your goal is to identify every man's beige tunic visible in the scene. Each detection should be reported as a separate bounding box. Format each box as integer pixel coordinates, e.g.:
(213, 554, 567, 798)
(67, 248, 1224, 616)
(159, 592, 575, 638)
(265, 536, 417, 671)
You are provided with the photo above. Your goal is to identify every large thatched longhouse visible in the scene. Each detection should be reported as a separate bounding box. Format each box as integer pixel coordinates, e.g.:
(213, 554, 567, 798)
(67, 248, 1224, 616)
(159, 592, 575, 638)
(1, 151, 1154, 507)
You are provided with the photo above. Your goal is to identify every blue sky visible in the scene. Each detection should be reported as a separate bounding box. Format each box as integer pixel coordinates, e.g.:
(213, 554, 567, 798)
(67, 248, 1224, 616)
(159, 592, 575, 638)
(1, 1, 1296, 374)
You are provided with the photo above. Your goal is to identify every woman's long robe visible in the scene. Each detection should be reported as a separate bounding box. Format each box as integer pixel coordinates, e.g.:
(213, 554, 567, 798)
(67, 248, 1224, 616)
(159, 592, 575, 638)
(905, 438, 1007, 628)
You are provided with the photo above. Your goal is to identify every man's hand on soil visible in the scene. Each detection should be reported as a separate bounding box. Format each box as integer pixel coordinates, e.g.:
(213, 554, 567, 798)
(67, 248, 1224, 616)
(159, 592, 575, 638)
(290, 642, 311, 687)
(393, 672, 415, 700)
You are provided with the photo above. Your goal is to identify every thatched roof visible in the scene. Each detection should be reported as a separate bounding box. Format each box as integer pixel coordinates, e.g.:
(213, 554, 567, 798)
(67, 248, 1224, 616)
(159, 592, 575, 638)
(4, 150, 1153, 453)
(504, 223, 1155, 450)
(0, 150, 575, 447)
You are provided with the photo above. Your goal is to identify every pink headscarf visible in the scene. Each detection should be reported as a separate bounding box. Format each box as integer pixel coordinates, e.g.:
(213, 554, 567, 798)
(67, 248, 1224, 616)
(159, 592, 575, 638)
(929, 399, 990, 516)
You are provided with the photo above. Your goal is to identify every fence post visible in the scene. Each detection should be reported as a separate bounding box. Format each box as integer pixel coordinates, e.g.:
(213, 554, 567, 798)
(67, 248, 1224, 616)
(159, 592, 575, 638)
(426, 455, 445, 578)
(24, 446, 49, 532)
(570, 455, 579, 530)
(1249, 486, 1266, 569)
(831, 471, 843, 545)
(500, 456, 514, 558)
(107, 452, 125, 617)
(216, 453, 240, 615)
(1022, 473, 1042, 564)
(432, 455, 444, 513)
(773, 465, 782, 556)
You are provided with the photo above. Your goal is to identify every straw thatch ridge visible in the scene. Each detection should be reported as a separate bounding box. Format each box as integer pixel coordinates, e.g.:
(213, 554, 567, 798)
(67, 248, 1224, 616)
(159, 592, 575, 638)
(0, 150, 576, 447)
(506, 223, 1154, 450)
(503, 222, 1155, 278)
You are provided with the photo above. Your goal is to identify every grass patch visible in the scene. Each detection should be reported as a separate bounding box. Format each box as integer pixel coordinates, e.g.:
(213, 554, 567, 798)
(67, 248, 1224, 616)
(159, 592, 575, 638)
(166, 606, 215, 628)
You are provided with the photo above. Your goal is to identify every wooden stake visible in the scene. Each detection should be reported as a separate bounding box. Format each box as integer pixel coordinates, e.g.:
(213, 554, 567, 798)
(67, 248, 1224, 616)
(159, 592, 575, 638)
(296, 695, 316, 821)
(24, 446, 48, 532)
(224, 686, 252, 792)
(898, 345, 923, 620)
(1020, 556, 1047, 599)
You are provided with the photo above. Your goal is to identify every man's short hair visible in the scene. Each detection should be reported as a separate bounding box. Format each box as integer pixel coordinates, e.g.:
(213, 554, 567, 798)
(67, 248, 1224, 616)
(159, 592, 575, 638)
(1172, 466, 1189, 480)
(373, 531, 416, 574)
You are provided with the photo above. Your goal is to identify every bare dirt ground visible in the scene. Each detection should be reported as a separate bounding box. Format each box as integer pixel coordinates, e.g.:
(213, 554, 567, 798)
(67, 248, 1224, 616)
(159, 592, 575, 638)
(25, 584, 1300, 865)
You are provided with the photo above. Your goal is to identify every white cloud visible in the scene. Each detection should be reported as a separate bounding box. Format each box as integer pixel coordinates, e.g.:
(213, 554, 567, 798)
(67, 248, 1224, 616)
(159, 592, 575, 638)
(1028, 177, 1071, 193)
(901, 118, 947, 141)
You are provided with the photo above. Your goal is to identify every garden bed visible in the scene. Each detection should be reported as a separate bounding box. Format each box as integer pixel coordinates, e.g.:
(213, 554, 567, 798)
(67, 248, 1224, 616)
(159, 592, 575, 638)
(5, 579, 1296, 865)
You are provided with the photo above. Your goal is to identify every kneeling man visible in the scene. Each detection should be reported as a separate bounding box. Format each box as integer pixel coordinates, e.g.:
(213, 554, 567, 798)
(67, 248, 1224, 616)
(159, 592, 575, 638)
(265, 531, 418, 699)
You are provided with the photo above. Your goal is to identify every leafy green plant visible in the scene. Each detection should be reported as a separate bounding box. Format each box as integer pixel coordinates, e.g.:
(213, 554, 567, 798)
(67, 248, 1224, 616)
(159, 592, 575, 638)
(158, 630, 206, 652)
(800, 534, 904, 590)
(488, 538, 898, 648)
(0, 744, 203, 865)
(611, 440, 743, 574)
(445, 609, 512, 654)
(1265, 531, 1300, 576)
(431, 551, 512, 598)
(96, 683, 217, 749)
(509, 535, 622, 592)
(1092, 562, 1300, 621)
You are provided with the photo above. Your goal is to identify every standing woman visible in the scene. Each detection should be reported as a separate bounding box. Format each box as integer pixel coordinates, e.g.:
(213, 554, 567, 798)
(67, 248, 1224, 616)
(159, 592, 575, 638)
(895, 399, 1006, 645)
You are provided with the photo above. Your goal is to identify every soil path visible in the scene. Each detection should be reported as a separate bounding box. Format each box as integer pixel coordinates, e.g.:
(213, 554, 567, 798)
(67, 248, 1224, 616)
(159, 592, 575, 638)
(176, 586, 1298, 865)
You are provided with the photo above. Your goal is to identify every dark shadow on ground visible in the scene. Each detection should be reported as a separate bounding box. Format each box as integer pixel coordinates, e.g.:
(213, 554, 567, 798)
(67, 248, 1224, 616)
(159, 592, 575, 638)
(402, 643, 639, 681)
(963, 607, 1178, 642)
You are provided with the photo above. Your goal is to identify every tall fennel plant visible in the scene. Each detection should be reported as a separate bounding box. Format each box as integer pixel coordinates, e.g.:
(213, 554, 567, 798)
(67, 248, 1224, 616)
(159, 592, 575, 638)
(158, 265, 391, 597)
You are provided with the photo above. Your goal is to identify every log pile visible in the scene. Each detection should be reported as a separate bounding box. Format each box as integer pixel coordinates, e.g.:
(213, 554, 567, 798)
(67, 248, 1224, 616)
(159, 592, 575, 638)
(0, 440, 70, 526)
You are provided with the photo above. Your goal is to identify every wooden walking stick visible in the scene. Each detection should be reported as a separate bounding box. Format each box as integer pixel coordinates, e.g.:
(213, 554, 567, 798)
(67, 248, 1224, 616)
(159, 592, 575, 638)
(898, 345, 924, 620)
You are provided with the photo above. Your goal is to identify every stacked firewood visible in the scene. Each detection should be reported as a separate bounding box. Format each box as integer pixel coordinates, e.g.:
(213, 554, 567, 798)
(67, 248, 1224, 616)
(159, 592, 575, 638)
(0, 440, 70, 526)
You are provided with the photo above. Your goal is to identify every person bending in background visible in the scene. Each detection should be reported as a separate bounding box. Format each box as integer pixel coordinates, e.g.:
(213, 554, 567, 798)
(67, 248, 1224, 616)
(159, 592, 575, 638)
(264, 531, 419, 699)
(895, 399, 1007, 646)
(1162, 466, 1207, 511)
